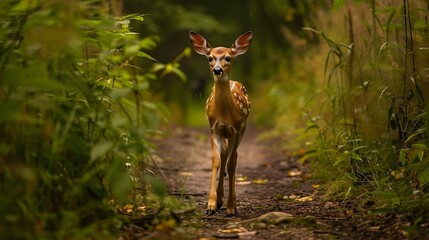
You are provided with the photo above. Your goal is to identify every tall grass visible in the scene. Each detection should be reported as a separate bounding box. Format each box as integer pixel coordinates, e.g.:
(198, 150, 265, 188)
(272, 0, 429, 225)
(309, 0, 429, 217)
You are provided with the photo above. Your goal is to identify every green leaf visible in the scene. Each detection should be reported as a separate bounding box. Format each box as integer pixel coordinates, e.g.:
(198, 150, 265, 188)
(90, 141, 113, 162)
(144, 175, 166, 198)
(418, 168, 429, 186)
(170, 67, 187, 82)
(140, 36, 159, 50)
(412, 143, 427, 150)
(125, 44, 140, 56)
(350, 153, 362, 161)
(137, 51, 157, 61)
(334, 154, 348, 166)
(109, 162, 133, 202)
(332, 0, 346, 11)
(399, 149, 408, 166)
(305, 123, 319, 132)
(351, 145, 367, 152)
(413, 19, 427, 29)
(110, 88, 131, 98)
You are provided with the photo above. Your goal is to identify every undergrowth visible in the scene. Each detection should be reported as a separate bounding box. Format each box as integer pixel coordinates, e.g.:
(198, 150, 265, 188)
(304, 0, 429, 223)
(0, 0, 189, 239)
(271, 0, 429, 234)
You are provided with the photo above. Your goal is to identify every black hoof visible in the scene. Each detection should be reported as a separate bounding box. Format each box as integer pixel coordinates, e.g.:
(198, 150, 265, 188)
(226, 207, 237, 218)
(205, 209, 216, 216)
(216, 202, 223, 209)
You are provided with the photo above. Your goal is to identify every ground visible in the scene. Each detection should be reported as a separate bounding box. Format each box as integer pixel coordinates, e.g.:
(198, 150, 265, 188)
(130, 125, 428, 239)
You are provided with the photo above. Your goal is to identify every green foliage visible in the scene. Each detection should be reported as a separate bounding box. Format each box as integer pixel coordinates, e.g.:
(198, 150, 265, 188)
(0, 0, 185, 238)
(295, 0, 429, 223)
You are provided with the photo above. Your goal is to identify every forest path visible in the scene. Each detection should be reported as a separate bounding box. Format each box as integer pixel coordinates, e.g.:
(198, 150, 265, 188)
(149, 125, 405, 240)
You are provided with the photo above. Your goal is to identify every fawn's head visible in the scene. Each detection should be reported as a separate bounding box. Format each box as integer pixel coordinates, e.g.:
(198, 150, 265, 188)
(189, 31, 253, 82)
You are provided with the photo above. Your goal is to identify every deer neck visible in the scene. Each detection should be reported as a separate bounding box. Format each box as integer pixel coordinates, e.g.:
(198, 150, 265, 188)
(211, 80, 239, 123)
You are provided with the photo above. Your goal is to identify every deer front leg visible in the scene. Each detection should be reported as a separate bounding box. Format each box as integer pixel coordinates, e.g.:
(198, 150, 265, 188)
(207, 134, 222, 215)
(216, 146, 227, 210)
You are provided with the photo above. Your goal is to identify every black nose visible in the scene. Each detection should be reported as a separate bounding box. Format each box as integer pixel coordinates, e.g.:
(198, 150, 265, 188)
(213, 67, 223, 75)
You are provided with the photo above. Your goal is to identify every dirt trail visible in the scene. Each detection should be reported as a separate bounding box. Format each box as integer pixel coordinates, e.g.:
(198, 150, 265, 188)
(150, 125, 408, 239)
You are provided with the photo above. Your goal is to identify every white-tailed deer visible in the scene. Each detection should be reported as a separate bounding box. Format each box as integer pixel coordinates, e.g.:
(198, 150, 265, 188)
(189, 31, 252, 217)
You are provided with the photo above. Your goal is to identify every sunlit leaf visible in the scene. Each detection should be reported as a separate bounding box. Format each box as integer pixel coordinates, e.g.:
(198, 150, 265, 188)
(412, 143, 427, 150)
(295, 196, 313, 202)
(391, 168, 405, 180)
(140, 36, 159, 50)
(180, 172, 193, 177)
(236, 176, 248, 181)
(252, 179, 268, 184)
(137, 51, 157, 61)
(287, 170, 302, 177)
(220, 227, 248, 233)
(125, 44, 140, 56)
(283, 194, 299, 200)
(236, 181, 251, 185)
(123, 204, 133, 215)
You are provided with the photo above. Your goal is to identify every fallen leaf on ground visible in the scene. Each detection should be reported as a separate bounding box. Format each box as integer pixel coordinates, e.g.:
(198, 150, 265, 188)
(123, 204, 133, 214)
(136, 206, 146, 211)
(295, 196, 313, 202)
(155, 219, 177, 231)
(287, 170, 302, 177)
(236, 176, 248, 181)
(238, 231, 257, 236)
(283, 194, 299, 200)
(236, 181, 252, 185)
(252, 179, 268, 184)
(180, 172, 193, 177)
(312, 184, 320, 189)
(220, 226, 248, 233)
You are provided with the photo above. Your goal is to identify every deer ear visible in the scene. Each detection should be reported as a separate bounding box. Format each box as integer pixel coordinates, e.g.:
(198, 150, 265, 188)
(231, 31, 253, 56)
(189, 31, 212, 56)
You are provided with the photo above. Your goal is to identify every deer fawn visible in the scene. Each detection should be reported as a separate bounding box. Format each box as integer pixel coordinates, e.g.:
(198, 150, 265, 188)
(189, 31, 252, 217)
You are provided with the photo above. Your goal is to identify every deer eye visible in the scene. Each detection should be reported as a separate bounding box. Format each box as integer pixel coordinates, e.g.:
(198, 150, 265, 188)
(225, 56, 231, 62)
(208, 56, 213, 62)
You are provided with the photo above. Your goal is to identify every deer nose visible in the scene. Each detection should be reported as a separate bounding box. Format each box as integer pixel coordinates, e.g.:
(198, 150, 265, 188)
(213, 67, 223, 75)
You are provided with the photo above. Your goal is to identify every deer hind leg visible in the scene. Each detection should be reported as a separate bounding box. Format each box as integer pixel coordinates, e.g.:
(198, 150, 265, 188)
(226, 135, 240, 217)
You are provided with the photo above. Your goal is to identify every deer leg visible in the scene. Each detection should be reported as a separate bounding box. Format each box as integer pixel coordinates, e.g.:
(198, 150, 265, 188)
(206, 134, 221, 215)
(226, 150, 238, 217)
(216, 143, 227, 209)
(226, 135, 240, 217)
